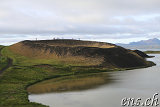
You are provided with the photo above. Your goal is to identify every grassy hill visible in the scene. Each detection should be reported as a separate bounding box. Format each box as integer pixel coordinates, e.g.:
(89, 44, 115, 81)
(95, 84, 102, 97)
(0, 39, 155, 106)
(8, 39, 154, 68)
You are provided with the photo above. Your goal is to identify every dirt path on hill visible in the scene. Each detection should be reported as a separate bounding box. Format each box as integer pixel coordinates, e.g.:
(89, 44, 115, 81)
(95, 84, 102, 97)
(0, 47, 13, 74)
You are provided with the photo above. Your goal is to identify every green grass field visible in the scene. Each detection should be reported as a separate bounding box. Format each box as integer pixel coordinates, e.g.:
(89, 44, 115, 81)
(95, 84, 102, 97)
(0, 46, 8, 71)
(0, 56, 8, 71)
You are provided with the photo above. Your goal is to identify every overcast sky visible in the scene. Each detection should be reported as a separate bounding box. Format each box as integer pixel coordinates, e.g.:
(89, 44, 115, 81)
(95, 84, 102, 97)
(0, 0, 160, 45)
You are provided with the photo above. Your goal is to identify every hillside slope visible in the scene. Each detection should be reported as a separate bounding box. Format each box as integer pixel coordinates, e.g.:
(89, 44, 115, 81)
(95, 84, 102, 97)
(9, 39, 155, 68)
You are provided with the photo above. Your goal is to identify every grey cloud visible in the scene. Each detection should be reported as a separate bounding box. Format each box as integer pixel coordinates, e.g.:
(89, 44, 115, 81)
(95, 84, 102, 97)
(0, 0, 160, 45)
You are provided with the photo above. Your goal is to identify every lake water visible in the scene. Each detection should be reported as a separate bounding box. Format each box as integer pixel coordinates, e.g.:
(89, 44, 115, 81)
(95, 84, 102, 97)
(29, 54, 160, 107)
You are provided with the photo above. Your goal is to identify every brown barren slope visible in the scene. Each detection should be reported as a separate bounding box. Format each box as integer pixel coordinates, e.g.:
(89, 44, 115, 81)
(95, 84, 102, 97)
(9, 39, 155, 68)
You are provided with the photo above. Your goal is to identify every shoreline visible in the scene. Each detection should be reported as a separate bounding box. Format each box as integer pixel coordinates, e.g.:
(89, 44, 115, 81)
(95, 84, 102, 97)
(27, 62, 156, 94)
(144, 51, 160, 54)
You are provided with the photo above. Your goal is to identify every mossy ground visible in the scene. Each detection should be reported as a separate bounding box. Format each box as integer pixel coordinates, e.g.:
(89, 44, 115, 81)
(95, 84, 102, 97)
(0, 46, 8, 71)
(0, 56, 8, 71)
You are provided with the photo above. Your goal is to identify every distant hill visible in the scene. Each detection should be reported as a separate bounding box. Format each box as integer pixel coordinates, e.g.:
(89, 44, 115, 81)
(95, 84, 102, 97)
(117, 38, 160, 49)
(9, 39, 155, 68)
